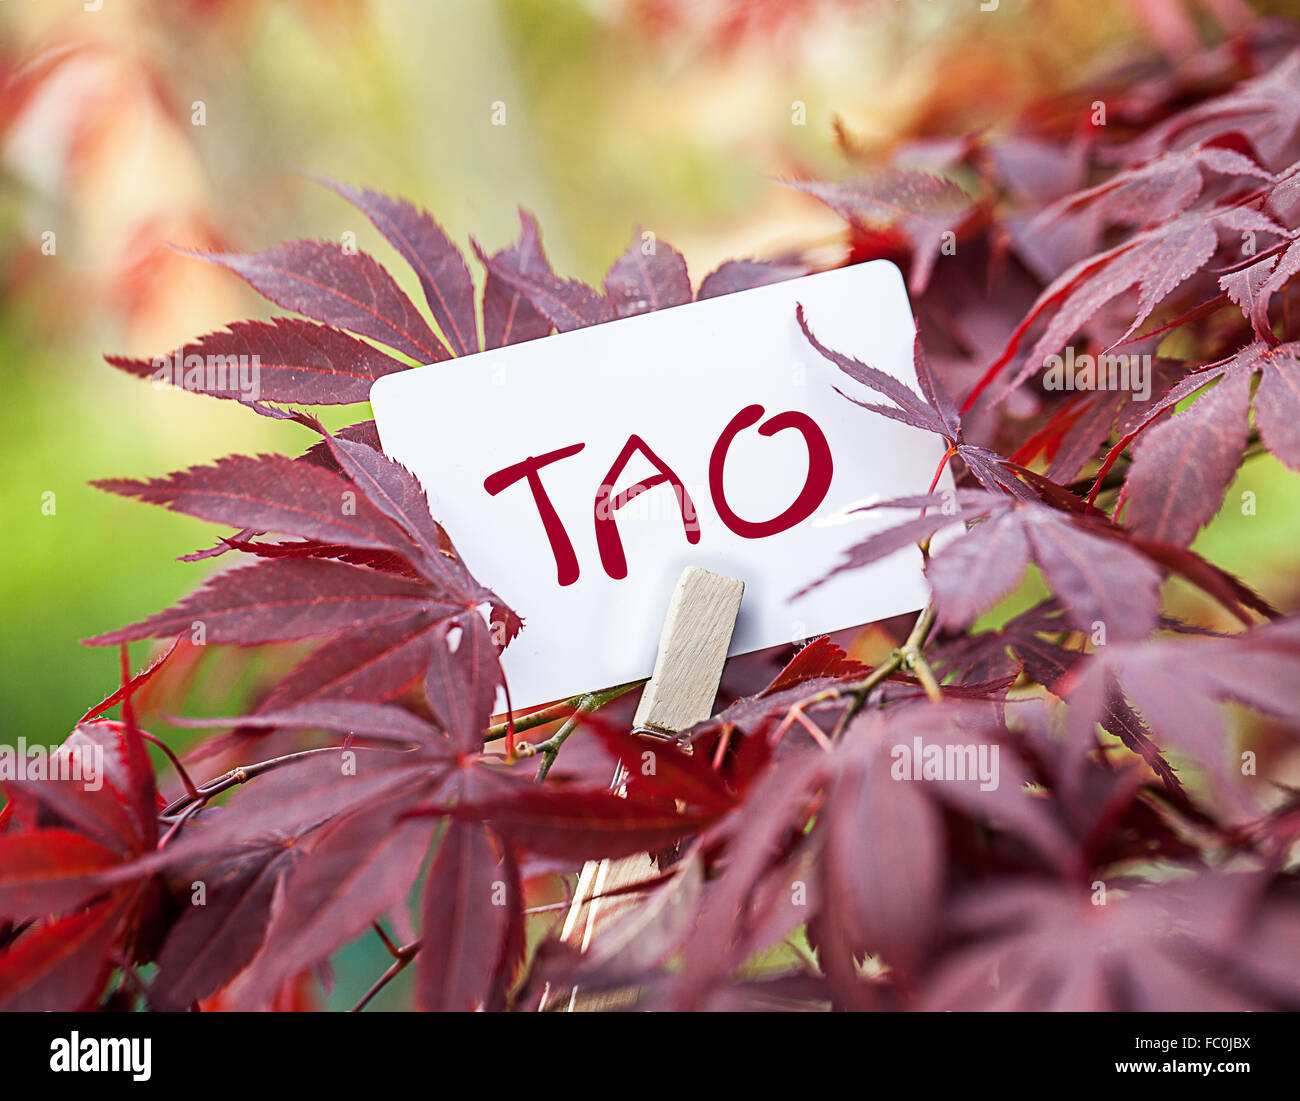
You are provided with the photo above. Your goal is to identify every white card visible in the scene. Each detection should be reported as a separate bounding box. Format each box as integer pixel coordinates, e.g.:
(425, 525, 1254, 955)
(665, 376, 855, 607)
(371, 260, 954, 709)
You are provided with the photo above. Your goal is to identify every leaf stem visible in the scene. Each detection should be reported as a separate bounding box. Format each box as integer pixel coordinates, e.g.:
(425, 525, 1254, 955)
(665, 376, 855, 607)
(352, 937, 421, 1012)
(532, 700, 595, 782)
(826, 601, 939, 737)
(928, 443, 958, 494)
(903, 648, 944, 704)
(138, 730, 200, 802)
(505, 679, 648, 780)
(899, 602, 942, 702)
(484, 678, 644, 744)
(158, 745, 405, 819)
(371, 921, 402, 958)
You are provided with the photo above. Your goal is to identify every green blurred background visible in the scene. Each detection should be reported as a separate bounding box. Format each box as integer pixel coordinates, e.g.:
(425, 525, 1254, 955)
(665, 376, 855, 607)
(3, 0, 1298, 1007)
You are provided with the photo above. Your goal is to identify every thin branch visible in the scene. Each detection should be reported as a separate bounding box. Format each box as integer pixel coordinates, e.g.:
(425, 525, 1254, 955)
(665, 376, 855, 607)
(352, 938, 421, 1012)
(138, 730, 199, 802)
(371, 921, 402, 958)
(903, 648, 944, 704)
(159, 745, 406, 819)
(533, 703, 592, 782)
(484, 678, 644, 744)
(157, 798, 205, 848)
(826, 601, 939, 738)
(510, 679, 650, 781)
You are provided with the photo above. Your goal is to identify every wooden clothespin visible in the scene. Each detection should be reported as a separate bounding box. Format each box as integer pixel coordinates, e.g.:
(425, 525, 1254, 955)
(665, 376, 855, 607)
(547, 566, 744, 1011)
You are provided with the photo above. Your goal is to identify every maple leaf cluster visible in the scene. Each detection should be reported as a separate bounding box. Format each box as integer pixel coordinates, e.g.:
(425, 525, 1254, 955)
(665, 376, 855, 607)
(4, 21, 1300, 1013)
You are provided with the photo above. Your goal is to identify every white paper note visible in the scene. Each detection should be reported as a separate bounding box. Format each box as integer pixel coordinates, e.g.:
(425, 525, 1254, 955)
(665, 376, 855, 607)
(371, 260, 954, 709)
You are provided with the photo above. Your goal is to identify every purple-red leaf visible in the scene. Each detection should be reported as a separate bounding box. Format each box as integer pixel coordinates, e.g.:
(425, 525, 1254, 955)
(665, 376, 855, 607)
(478, 210, 553, 349)
(79, 639, 179, 723)
(975, 206, 1287, 406)
(696, 258, 804, 299)
(821, 741, 944, 978)
(790, 169, 974, 292)
(798, 306, 949, 435)
(239, 794, 435, 1008)
(171, 700, 444, 748)
(150, 845, 300, 1010)
(86, 558, 446, 647)
(474, 233, 613, 333)
(603, 232, 692, 317)
(0, 898, 126, 1011)
(106, 317, 410, 405)
(297, 419, 484, 601)
(417, 821, 518, 1011)
(0, 831, 122, 920)
(324, 180, 480, 356)
(258, 613, 443, 713)
(193, 240, 449, 363)
(589, 724, 737, 814)
(1123, 368, 1254, 546)
(424, 614, 503, 756)
(927, 512, 1031, 630)
(1254, 344, 1300, 469)
(456, 786, 715, 860)
(93, 453, 418, 559)
(764, 637, 868, 694)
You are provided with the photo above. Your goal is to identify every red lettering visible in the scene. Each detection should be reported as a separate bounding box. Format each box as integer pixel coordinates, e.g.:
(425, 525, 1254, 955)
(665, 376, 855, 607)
(486, 407, 832, 583)
(593, 435, 700, 580)
(483, 442, 585, 586)
(708, 404, 833, 538)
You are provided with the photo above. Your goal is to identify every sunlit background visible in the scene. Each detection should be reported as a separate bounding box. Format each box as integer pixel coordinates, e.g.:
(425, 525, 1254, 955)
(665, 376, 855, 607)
(4, 0, 1299, 1007)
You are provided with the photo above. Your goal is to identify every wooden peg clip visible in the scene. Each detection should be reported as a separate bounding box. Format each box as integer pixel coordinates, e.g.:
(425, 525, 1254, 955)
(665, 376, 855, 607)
(632, 567, 745, 739)
(548, 566, 743, 1011)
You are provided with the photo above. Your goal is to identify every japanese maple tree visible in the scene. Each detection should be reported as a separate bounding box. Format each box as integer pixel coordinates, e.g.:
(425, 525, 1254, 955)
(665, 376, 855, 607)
(3, 17, 1300, 1013)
